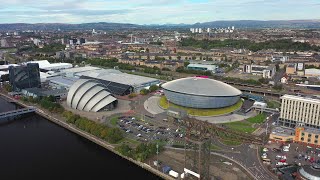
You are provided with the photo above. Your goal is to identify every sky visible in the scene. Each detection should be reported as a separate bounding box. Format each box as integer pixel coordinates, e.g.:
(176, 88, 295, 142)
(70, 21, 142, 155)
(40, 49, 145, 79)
(0, 0, 319, 24)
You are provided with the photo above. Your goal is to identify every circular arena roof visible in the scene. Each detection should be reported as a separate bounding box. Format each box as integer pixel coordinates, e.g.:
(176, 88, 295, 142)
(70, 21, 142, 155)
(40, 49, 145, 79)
(67, 79, 117, 112)
(162, 77, 242, 97)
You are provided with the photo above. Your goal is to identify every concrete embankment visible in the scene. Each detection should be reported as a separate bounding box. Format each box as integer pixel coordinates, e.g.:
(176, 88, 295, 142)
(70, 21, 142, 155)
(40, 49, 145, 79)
(0, 93, 173, 180)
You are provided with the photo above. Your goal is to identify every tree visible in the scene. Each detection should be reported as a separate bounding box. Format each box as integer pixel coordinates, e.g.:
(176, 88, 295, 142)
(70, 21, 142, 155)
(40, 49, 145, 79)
(275, 63, 280, 71)
(149, 85, 159, 92)
(177, 56, 181, 60)
(184, 61, 190, 67)
(169, 56, 172, 60)
(140, 89, 149, 95)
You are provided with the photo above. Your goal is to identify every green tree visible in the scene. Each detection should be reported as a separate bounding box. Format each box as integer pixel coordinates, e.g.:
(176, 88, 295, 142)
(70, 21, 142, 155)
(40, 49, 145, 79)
(140, 89, 149, 95)
(149, 85, 159, 92)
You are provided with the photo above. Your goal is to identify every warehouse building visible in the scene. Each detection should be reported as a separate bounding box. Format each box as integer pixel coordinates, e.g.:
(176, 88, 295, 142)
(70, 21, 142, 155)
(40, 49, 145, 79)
(77, 69, 160, 96)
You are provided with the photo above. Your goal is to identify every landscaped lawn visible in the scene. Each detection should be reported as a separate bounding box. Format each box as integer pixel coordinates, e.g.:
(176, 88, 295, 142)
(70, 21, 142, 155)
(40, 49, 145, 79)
(220, 139, 242, 146)
(246, 113, 267, 123)
(223, 112, 267, 134)
(224, 121, 256, 133)
(110, 116, 119, 126)
(267, 100, 281, 109)
(159, 96, 243, 116)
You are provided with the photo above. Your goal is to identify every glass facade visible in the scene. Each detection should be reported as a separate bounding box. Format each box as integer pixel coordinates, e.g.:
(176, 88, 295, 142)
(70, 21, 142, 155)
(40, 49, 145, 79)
(9, 63, 41, 91)
(164, 89, 240, 109)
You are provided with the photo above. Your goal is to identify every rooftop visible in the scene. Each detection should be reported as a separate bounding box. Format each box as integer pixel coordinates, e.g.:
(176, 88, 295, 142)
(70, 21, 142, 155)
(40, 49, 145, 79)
(162, 77, 242, 97)
(60, 66, 101, 74)
(281, 94, 320, 103)
(78, 69, 159, 87)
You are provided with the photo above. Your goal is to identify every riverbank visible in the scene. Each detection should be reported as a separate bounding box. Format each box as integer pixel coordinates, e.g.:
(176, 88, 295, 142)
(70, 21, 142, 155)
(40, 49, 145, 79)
(0, 93, 173, 180)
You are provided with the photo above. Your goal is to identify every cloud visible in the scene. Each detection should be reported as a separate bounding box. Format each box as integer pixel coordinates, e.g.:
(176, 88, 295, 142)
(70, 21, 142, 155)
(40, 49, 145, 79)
(0, 0, 319, 24)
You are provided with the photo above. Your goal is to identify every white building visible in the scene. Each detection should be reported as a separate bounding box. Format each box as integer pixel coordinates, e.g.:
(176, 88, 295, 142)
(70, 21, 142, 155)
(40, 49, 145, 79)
(279, 94, 320, 129)
(271, 56, 289, 63)
(24, 60, 72, 71)
(305, 68, 320, 78)
(243, 64, 276, 78)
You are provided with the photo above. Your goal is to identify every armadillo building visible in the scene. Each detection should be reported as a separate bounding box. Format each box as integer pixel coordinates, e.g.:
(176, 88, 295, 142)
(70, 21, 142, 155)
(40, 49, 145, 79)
(67, 79, 117, 112)
(161, 77, 242, 109)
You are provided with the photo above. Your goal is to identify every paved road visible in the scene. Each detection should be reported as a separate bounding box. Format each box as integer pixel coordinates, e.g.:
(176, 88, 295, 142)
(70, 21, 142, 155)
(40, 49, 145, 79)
(194, 111, 257, 124)
(211, 140, 277, 180)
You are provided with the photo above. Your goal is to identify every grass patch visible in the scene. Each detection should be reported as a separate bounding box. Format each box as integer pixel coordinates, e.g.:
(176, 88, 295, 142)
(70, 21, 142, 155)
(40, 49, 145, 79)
(267, 100, 281, 109)
(246, 113, 267, 124)
(220, 139, 242, 146)
(110, 116, 119, 126)
(210, 144, 221, 150)
(159, 96, 243, 116)
(223, 113, 266, 134)
(117, 138, 140, 146)
(224, 121, 256, 133)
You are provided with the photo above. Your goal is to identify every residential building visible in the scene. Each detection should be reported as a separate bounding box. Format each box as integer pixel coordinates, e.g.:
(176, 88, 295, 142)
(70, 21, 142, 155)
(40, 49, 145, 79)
(286, 63, 297, 75)
(279, 94, 320, 129)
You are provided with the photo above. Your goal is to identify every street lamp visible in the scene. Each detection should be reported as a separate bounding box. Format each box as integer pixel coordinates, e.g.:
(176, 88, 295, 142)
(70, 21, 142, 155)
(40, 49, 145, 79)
(156, 143, 159, 171)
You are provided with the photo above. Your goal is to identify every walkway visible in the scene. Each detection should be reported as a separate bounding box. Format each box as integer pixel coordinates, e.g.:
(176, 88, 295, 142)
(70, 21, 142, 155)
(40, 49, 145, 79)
(194, 111, 257, 124)
(144, 96, 165, 115)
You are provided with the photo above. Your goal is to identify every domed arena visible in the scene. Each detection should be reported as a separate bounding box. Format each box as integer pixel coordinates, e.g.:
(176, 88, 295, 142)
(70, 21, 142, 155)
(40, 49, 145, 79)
(161, 77, 242, 109)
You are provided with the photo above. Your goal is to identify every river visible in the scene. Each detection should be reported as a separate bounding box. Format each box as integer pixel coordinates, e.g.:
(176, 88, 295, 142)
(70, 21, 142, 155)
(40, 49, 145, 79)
(0, 98, 160, 179)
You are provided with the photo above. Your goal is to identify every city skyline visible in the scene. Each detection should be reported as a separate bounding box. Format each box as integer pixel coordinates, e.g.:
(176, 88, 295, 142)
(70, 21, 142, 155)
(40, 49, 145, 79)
(0, 0, 320, 24)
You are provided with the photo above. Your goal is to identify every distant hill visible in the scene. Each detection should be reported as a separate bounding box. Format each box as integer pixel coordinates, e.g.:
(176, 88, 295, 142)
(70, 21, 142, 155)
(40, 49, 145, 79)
(0, 22, 142, 31)
(0, 20, 320, 31)
(192, 20, 320, 29)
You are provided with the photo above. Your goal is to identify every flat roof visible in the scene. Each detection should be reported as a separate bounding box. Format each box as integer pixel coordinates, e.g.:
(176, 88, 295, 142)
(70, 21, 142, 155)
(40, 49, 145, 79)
(281, 94, 320, 104)
(187, 64, 216, 68)
(78, 69, 159, 86)
(49, 76, 78, 87)
(271, 126, 295, 137)
(60, 66, 101, 73)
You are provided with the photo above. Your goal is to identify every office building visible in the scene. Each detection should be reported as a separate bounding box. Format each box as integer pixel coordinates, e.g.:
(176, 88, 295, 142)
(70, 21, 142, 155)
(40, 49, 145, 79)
(243, 64, 276, 78)
(279, 94, 320, 129)
(9, 63, 41, 91)
(271, 56, 289, 63)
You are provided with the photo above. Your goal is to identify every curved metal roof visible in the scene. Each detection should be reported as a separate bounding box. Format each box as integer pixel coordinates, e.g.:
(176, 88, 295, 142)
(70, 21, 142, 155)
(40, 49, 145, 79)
(298, 165, 320, 179)
(162, 77, 242, 97)
(67, 79, 116, 112)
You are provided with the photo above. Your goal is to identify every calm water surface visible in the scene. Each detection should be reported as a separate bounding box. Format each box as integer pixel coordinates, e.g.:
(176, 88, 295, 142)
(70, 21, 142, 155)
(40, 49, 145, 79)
(0, 98, 160, 179)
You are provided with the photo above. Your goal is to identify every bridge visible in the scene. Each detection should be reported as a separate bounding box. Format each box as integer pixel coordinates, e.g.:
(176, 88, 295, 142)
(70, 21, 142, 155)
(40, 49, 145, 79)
(0, 107, 36, 120)
(246, 105, 279, 114)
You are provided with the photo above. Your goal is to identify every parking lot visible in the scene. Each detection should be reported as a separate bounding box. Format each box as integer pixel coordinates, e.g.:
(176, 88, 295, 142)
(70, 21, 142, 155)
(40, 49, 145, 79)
(261, 141, 320, 169)
(116, 116, 184, 143)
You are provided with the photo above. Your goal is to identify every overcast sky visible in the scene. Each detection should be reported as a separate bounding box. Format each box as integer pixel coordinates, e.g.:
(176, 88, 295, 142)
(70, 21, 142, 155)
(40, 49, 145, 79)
(0, 0, 319, 24)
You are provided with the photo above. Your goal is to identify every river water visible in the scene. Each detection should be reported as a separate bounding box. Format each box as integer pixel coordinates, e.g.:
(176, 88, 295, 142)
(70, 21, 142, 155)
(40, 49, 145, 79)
(0, 98, 160, 179)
